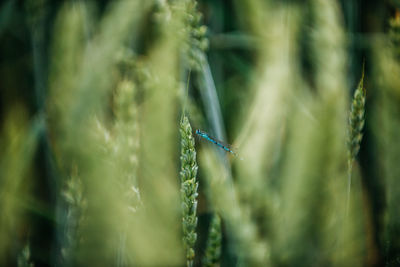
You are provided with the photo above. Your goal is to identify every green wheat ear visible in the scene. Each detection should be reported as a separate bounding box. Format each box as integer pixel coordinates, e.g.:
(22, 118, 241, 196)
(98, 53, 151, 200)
(113, 79, 141, 201)
(348, 66, 366, 166)
(202, 214, 222, 267)
(347, 65, 366, 211)
(61, 165, 87, 263)
(183, 0, 208, 70)
(180, 115, 199, 267)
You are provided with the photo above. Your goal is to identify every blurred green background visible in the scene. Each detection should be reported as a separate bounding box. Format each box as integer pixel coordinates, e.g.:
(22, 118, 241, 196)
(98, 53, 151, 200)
(1, 0, 400, 267)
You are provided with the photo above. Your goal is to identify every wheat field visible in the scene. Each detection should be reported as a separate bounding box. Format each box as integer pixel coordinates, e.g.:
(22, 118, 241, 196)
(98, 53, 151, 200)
(1, 0, 400, 266)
